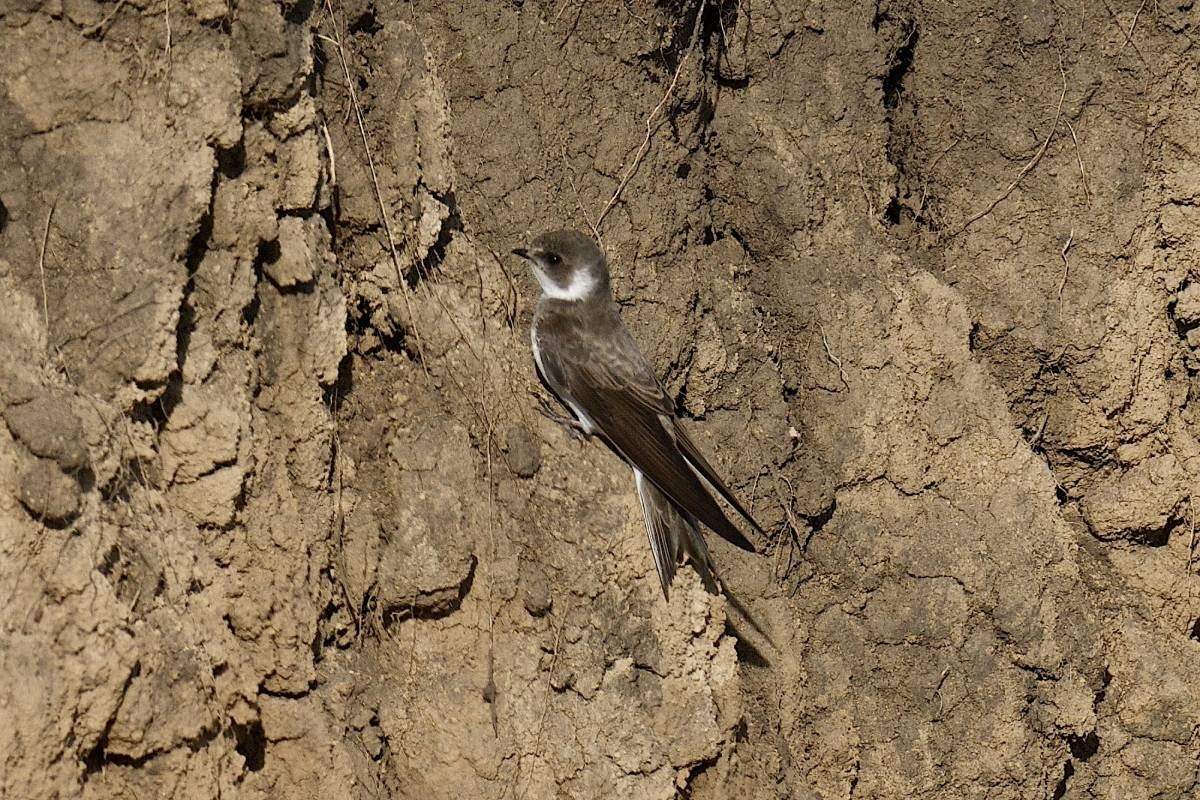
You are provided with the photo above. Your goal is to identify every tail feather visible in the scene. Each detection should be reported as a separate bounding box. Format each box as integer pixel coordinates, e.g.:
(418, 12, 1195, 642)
(634, 468, 718, 599)
(634, 468, 777, 659)
(634, 468, 778, 659)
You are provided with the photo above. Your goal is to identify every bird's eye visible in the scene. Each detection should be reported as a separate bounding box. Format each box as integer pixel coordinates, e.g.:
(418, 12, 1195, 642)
(545, 253, 561, 266)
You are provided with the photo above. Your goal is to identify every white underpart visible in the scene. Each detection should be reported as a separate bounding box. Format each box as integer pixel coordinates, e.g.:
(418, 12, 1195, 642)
(530, 325, 596, 434)
(533, 265, 596, 301)
(565, 400, 597, 434)
(530, 324, 548, 378)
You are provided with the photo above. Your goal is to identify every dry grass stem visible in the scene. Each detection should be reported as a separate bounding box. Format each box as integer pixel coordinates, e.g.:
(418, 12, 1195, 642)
(1057, 228, 1074, 309)
(1187, 498, 1196, 575)
(1187, 498, 1197, 635)
(1118, 0, 1148, 54)
(321, 121, 337, 189)
(38, 201, 55, 337)
(81, 0, 128, 37)
(561, 145, 601, 245)
(771, 479, 799, 579)
(954, 55, 1069, 236)
(1065, 119, 1091, 204)
(594, 0, 707, 237)
(1098, 0, 1151, 68)
(505, 616, 566, 800)
(819, 324, 850, 390)
(318, 4, 429, 379)
(918, 135, 961, 215)
(856, 157, 876, 220)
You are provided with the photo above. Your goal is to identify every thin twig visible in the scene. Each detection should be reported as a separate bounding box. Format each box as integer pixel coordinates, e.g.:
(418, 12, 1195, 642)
(506, 616, 566, 800)
(953, 54, 1069, 236)
(81, 0, 128, 37)
(1118, 0, 1148, 54)
(321, 120, 337, 189)
(818, 324, 849, 390)
(1187, 497, 1196, 575)
(164, 0, 171, 64)
(38, 201, 55, 337)
(856, 157, 875, 220)
(1057, 228, 1074, 309)
(1064, 119, 1091, 204)
(594, 0, 707, 237)
(917, 135, 961, 216)
(771, 478, 801, 580)
(1187, 498, 1196, 636)
(561, 145, 601, 245)
(317, 6, 428, 379)
(748, 468, 763, 518)
(1030, 412, 1049, 449)
(1098, 0, 1151, 68)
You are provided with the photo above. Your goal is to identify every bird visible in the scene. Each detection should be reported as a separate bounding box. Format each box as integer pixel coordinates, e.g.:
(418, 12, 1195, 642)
(513, 230, 764, 600)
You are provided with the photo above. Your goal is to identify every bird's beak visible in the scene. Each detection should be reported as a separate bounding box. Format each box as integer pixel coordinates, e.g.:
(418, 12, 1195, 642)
(512, 247, 530, 260)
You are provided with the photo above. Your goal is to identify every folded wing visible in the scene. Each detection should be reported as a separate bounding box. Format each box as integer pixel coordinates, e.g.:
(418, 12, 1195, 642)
(670, 420, 766, 535)
(543, 326, 758, 553)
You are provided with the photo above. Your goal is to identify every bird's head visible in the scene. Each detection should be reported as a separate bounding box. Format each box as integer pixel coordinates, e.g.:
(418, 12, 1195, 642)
(513, 230, 610, 302)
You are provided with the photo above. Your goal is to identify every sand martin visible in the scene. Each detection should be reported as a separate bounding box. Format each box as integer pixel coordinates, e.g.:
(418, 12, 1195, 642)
(514, 230, 763, 599)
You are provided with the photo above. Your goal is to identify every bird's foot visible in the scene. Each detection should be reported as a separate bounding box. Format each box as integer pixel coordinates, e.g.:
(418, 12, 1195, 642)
(563, 418, 588, 443)
(535, 402, 590, 443)
(541, 409, 588, 442)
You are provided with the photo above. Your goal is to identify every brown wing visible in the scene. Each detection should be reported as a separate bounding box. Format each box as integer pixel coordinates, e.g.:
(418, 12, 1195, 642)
(670, 421, 766, 535)
(544, 325, 756, 553)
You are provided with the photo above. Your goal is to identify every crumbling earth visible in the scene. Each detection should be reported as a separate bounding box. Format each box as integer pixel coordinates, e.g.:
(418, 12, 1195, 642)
(1, 0, 1198, 798)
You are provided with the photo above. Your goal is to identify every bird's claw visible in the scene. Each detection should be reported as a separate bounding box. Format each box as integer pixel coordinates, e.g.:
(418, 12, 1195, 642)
(564, 419, 588, 443)
(544, 410, 587, 442)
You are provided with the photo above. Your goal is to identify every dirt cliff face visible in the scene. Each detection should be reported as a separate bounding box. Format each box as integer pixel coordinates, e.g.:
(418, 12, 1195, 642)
(1, 0, 1197, 797)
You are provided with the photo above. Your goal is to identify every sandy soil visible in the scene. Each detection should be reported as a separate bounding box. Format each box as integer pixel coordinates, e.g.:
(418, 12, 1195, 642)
(1, 0, 1198, 797)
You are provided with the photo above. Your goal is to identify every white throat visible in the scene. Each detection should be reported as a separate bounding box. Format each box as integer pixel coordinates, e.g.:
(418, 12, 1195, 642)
(534, 266, 596, 302)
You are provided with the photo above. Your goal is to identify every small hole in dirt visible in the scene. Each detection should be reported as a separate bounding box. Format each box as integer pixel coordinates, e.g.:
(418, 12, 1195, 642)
(1188, 617, 1200, 641)
(256, 238, 281, 267)
(357, 75, 368, 92)
(241, 294, 261, 327)
(702, 225, 715, 245)
(1135, 513, 1181, 547)
(803, 497, 837, 534)
(216, 141, 246, 178)
(82, 741, 107, 774)
(1067, 731, 1099, 761)
(882, 23, 918, 110)
(98, 544, 121, 577)
(131, 378, 183, 431)
(676, 162, 691, 179)
(1052, 759, 1074, 800)
(283, 0, 313, 24)
(348, 9, 381, 34)
(185, 213, 213, 272)
(232, 720, 267, 772)
(883, 197, 902, 225)
(322, 352, 354, 413)
(212, 662, 228, 678)
(967, 321, 982, 351)
(0, 197, 8, 233)
(730, 626, 771, 668)
(728, 226, 750, 255)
